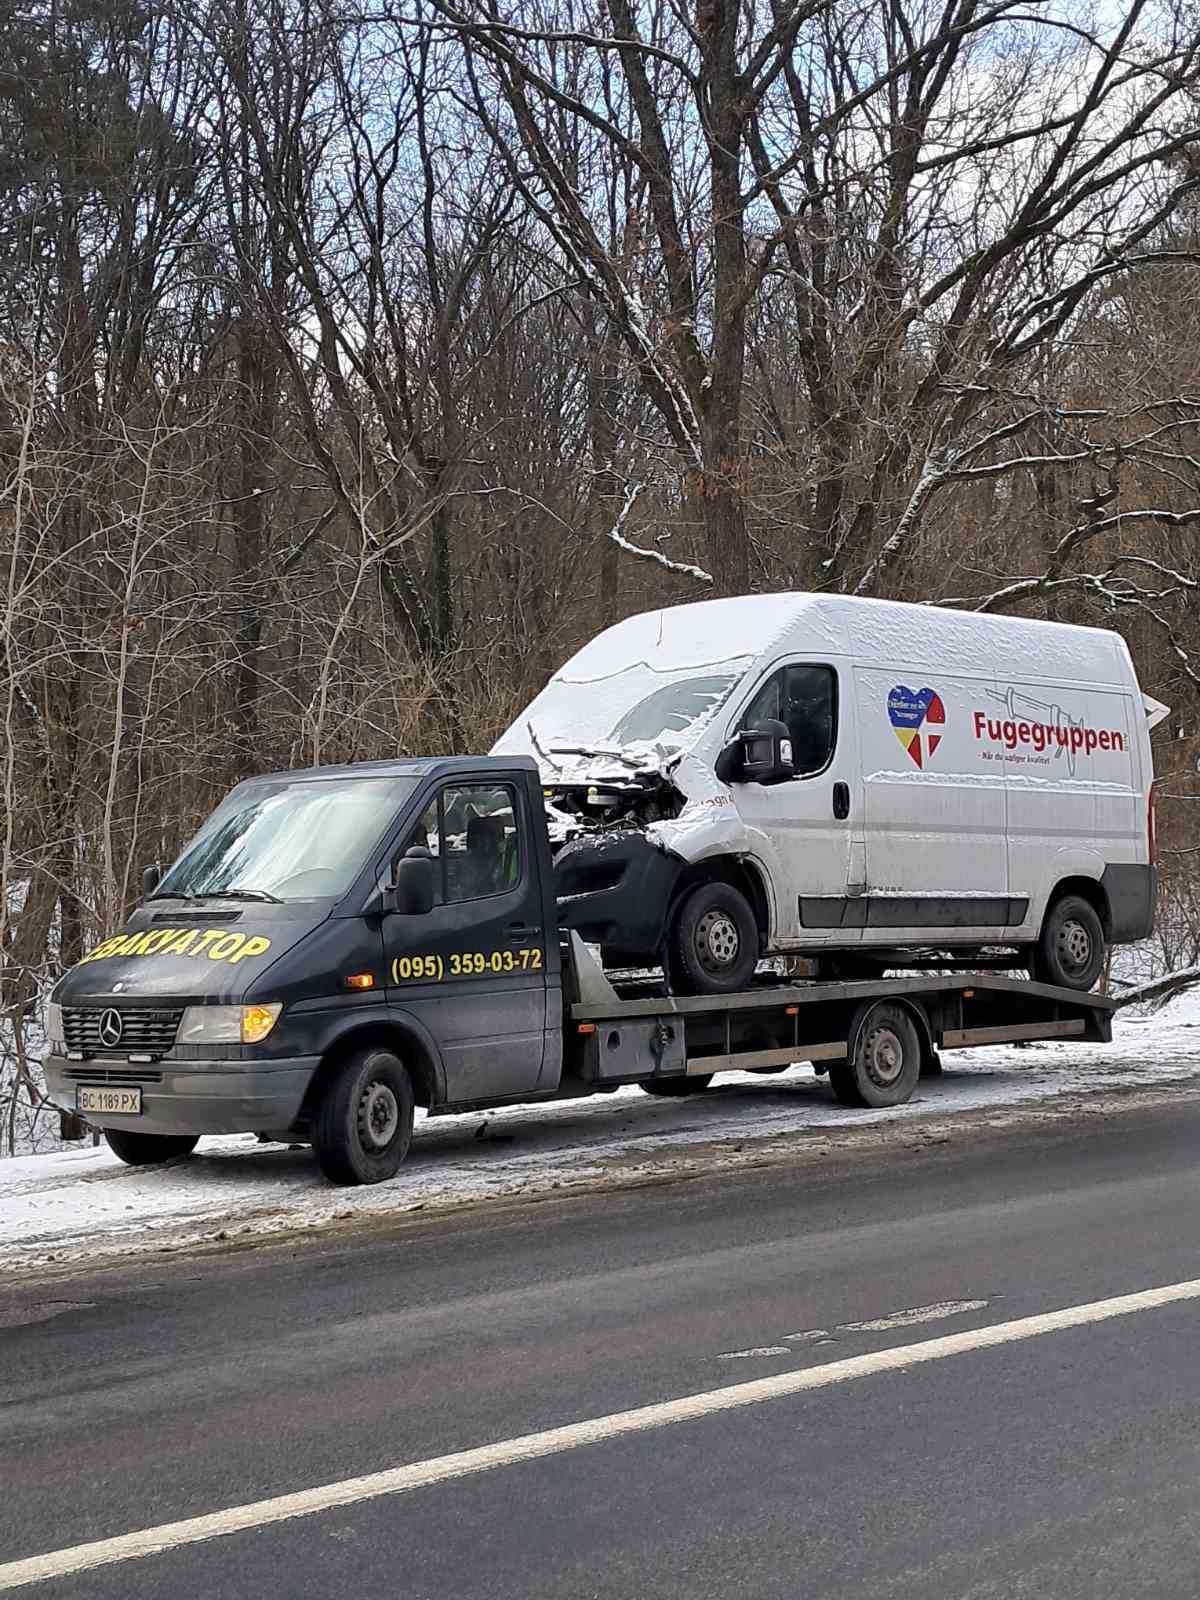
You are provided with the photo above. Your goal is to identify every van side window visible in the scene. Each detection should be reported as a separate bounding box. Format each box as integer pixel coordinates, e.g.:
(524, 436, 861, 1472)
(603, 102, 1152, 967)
(402, 785, 523, 904)
(741, 665, 837, 777)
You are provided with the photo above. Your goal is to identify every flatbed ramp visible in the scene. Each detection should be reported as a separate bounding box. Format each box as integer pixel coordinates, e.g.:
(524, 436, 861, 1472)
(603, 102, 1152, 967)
(567, 943, 1114, 1109)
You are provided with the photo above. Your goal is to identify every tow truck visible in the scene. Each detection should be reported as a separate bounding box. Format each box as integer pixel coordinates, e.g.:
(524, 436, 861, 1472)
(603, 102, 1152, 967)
(44, 757, 1115, 1185)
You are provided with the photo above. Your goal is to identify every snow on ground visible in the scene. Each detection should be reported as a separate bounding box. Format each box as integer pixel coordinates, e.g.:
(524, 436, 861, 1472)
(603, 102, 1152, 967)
(4, 989, 1200, 1277)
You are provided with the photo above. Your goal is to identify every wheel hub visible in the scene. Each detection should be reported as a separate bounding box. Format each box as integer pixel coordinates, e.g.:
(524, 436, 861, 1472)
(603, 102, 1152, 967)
(862, 1026, 904, 1087)
(695, 909, 740, 971)
(1056, 917, 1093, 973)
(357, 1080, 400, 1150)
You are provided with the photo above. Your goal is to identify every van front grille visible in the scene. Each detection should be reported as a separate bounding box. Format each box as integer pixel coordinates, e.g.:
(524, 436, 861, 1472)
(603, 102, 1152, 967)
(62, 1067, 164, 1084)
(62, 1006, 183, 1056)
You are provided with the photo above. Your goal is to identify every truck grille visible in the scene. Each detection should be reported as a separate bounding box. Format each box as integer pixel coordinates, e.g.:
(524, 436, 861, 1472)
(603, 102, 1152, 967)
(62, 1006, 184, 1056)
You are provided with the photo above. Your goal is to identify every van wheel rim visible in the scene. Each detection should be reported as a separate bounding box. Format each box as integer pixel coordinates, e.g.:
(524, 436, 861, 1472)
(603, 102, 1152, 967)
(695, 910, 740, 970)
(1056, 918, 1093, 973)
(863, 1026, 905, 1087)
(358, 1081, 400, 1149)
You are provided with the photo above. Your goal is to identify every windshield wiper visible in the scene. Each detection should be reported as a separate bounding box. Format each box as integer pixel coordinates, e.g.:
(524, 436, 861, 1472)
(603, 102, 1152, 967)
(147, 890, 195, 902)
(207, 887, 283, 903)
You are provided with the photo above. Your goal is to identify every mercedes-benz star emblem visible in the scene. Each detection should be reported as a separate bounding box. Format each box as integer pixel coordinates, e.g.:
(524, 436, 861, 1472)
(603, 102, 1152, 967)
(98, 1008, 124, 1048)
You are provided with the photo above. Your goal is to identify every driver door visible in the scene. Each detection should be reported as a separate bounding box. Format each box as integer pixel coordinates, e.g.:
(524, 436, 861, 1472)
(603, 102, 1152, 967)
(726, 661, 865, 946)
(384, 777, 550, 1103)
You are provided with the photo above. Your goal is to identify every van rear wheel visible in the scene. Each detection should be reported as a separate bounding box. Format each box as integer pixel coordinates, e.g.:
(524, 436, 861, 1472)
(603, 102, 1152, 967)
(312, 1046, 414, 1185)
(103, 1129, 199, 1166)
(668, 882, 759, 995)
(1032, 895, 1105, 991)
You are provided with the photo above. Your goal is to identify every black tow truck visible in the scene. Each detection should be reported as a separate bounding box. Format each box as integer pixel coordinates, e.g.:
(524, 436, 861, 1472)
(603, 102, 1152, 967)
(44, 756, 1115, 1185)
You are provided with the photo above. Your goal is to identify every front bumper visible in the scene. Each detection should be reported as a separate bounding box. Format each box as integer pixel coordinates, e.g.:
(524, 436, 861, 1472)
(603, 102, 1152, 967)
(43, 1054, 321, 1137)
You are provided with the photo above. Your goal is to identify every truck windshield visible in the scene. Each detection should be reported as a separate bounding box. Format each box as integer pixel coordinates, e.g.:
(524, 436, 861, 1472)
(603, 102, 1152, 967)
(156, 776, 417, 902)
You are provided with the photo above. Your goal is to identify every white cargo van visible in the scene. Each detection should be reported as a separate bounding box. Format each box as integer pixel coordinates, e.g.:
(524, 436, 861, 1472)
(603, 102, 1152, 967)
(493, 593, 1162, 993)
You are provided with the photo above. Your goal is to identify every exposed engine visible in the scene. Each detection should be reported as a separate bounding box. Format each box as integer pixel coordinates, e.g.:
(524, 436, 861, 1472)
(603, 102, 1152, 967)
(542, 771, 684, 852)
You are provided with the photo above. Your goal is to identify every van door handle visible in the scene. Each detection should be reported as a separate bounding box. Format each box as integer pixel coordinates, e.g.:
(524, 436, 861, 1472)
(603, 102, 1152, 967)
(832, 782, 850, 820)
(506, 922, 535, 943)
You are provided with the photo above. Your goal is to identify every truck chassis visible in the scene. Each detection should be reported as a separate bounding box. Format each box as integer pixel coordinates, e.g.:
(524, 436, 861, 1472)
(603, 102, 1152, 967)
(566, 937, 1113, 1109)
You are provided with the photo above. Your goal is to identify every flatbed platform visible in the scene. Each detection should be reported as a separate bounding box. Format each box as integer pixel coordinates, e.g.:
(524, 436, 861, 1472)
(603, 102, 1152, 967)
(566, 939, 1114, 1106)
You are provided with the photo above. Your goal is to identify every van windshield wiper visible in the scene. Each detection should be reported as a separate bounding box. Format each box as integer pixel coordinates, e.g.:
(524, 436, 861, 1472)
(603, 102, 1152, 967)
(207, 886, 283, 903)
(147, 890, 195, 902)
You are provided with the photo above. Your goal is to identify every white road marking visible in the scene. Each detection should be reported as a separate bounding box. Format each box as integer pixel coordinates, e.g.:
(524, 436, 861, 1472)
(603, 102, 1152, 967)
(839, 1299, 990, 1333)
(782, 1328, 830, 1343)
(717, 1346, 792, 1359)
(4, 1276, 1200, 1591)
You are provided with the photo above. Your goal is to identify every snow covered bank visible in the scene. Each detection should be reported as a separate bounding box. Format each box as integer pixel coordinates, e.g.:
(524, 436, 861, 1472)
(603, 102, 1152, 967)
(3, 992, 1200, 1277)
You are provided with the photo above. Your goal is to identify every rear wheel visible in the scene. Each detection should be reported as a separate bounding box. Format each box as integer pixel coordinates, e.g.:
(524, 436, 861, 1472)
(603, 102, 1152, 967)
(640, 1074, 713, 1097)
(1032, 894, 1105, 991)
(668, 882, 759, 995)
(312, 1046, 414, 1185)
(828, 1001, 922, 1109)
(103, 1129, 198, 1166)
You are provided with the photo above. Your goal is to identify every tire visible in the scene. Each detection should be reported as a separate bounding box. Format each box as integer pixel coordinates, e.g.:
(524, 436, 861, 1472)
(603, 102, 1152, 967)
(826, 1001, 922, 1110)
(312, 1046, 414, 1186)
(103, 1129, 199, 1166)
(640, 1074, 713, 1097)
(1032, 894, 1105, 991)
(668, 882, 759, 995)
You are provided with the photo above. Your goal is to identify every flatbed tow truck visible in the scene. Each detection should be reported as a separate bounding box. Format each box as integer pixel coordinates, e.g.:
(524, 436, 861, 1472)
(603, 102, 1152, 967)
(44, 757, 1115, 1185)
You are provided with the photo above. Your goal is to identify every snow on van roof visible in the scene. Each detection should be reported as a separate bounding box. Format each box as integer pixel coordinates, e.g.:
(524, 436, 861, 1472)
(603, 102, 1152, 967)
(552, 594, 814, 679)
(493, 592, 1141, 775)
(532, 590, 1131, 690)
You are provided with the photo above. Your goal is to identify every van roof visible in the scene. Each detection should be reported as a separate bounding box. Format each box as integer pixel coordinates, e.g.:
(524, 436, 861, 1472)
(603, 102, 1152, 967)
(559, 593, 1134, 684)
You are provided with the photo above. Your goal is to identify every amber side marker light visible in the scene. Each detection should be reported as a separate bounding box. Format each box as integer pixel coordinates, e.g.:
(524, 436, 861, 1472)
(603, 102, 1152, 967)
(578, 1022, 597, 1035)
(345, 972, 375, 991)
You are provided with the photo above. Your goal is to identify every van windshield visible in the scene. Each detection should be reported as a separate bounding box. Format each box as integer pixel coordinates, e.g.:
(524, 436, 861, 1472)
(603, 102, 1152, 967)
(609, 675, 741, 745)
(155, 776, 417, 902)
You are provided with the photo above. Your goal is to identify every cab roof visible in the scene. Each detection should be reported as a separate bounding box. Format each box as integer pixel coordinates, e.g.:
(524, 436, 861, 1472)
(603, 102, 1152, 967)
(253, 755, 538, 785)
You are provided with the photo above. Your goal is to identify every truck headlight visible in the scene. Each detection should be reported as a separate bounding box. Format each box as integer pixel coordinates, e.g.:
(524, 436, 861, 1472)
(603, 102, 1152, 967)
(177, 1003, 282, 1045)
(46, 1001, 64, 1050)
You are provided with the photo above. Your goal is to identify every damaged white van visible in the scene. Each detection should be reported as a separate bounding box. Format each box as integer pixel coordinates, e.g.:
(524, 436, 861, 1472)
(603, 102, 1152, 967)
(493, 594, 1163, 994)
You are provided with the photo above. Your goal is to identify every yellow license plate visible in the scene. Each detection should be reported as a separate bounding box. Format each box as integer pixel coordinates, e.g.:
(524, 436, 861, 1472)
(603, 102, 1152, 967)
(76, 1085, 142, 1116)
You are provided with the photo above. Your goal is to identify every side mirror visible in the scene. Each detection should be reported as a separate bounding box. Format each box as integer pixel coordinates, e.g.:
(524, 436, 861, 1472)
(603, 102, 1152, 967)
(738, 719, 794, 785)
(391, 845, 436, 916)
(141, 863, 161, 899)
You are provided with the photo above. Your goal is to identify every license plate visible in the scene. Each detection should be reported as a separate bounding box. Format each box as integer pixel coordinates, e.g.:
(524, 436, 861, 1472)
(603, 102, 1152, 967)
(76, 1085, 142, 1116)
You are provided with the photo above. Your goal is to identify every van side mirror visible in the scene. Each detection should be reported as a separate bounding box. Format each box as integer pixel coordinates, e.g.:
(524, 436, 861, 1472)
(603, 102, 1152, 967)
(390, 845, 436, 916)
(737, 719, 794, 785)
(141, 863, 161, 899)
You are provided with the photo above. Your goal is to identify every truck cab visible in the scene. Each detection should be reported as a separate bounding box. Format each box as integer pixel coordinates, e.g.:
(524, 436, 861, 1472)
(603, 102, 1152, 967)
(44, 758, 561, 1183)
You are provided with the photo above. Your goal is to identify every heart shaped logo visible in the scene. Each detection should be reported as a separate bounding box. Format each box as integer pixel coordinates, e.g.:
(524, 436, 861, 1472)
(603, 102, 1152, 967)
(887, 685, 945, 768)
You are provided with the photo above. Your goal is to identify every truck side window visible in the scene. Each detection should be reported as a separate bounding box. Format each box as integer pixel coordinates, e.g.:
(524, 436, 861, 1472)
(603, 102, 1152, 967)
(404, 785, 523, 904)
(741, 665, 836, 777)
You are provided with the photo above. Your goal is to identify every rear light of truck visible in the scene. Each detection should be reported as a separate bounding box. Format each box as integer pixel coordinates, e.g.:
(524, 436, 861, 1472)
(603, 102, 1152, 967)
(1148, 785, 1157, 865)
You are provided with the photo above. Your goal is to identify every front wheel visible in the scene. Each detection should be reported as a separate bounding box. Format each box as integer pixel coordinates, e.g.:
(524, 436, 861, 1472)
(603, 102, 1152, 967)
(104, 1129, 199, 1166)
(1032, 895, 1105, 991)
(312, 1046, 414, 1185)
(668, 882, 759, 995)
(828, 1001, 922, 1109)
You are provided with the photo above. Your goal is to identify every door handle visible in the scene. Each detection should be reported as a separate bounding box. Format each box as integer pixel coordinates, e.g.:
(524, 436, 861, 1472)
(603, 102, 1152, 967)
(505, 922, 535, 943)
(832, 781, 850, 820)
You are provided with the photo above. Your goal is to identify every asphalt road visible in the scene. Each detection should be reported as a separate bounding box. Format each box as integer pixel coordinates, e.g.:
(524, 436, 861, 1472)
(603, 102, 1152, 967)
(4, 1095, 1200, 1598)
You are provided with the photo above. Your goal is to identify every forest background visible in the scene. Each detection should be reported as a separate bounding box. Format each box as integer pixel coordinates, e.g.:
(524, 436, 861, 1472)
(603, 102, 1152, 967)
(4, 0, 1200, 1151)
